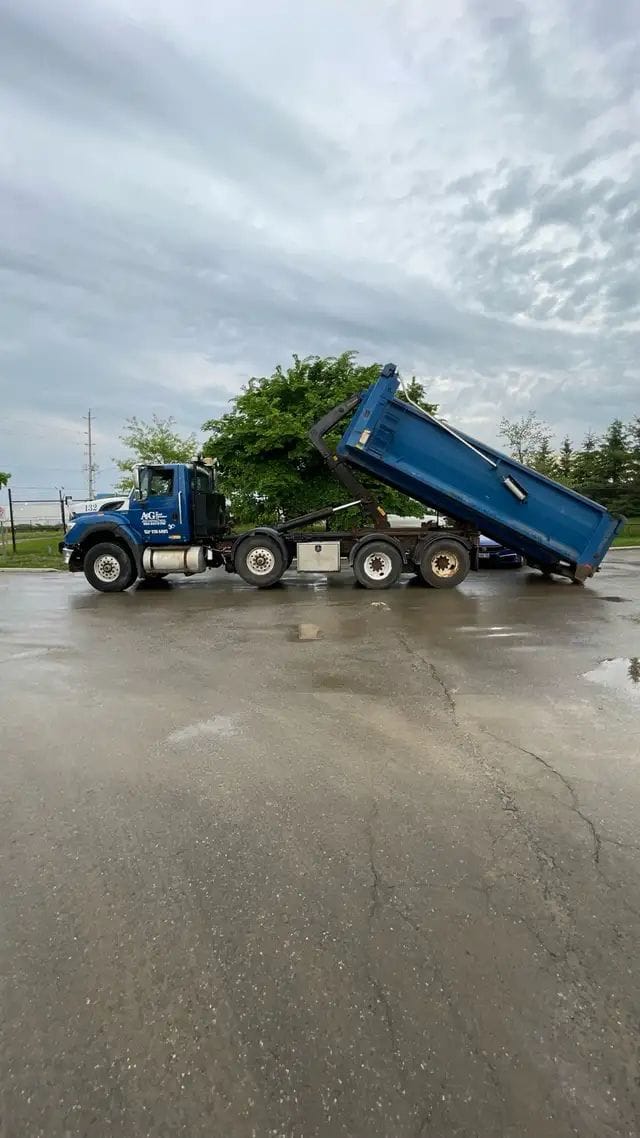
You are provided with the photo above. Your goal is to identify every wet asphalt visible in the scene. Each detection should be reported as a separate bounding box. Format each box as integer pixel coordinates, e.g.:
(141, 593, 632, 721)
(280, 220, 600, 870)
(1, 553, 640, 1138)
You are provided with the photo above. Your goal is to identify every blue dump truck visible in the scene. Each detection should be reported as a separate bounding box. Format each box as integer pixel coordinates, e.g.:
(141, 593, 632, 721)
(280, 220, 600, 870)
(61, 364, 623, 593)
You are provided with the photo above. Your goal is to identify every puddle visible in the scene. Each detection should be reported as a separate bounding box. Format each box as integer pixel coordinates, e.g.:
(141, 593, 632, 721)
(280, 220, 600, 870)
(584, 657, 640, 699)
(168, 716, 239, 744)
(297, 623, 321, 641)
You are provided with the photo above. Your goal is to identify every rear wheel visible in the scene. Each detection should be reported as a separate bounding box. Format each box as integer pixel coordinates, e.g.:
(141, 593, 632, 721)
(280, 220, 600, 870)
(352, 540, 403, 589)
(235, 534, 287, 588)
(418, 539, 470, 589)
(84, 542, 136, 593)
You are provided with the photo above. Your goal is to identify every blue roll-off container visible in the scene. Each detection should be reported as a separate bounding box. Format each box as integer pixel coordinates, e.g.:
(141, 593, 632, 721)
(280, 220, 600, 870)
(336, 367, 624, 581)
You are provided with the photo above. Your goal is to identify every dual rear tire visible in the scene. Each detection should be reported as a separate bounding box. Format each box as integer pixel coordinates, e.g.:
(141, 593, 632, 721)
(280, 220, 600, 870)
(353, 536, 470, 590)
(352, 541, 403, 589)
(415, 538, 470, 588)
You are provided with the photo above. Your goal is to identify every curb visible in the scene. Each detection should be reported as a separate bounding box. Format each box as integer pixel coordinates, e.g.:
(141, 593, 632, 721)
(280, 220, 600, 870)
(0, 567, 63, 574)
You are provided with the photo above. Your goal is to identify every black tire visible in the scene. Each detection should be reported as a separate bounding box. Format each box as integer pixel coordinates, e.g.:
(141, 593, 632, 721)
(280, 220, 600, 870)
(418, 539, 470, 589)
(235, 534, 287, 588)
(352, 540, 403, 589)
(84, 542, 136, 593)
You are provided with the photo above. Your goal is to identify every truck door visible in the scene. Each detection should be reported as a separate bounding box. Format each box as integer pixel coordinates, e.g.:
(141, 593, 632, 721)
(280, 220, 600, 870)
(136, 466, 189, 545)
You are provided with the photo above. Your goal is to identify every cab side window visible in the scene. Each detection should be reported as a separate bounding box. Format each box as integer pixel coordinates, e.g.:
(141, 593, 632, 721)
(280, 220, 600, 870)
(148, 469, 174, 497)
(195, 469, 212, 494)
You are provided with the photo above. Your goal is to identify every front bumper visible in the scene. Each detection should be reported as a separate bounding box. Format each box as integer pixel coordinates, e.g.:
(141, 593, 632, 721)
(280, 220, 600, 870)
(59, 543, 83, 570)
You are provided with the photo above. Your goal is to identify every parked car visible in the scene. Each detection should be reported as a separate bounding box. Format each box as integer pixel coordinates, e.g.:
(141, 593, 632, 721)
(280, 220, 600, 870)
(478, 534, 523, 568)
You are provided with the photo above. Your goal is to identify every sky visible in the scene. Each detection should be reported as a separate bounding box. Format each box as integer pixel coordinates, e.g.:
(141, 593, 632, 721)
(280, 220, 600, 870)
(1, 0, 639, 503)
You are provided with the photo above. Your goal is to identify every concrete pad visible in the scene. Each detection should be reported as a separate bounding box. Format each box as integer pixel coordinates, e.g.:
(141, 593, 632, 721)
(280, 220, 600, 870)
(1, 552, 640, 1136)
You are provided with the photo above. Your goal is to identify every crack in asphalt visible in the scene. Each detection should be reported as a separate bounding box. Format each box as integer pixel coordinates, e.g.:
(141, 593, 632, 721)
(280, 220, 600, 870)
(482, 729, 603, 867)
(368, 972, 401, 1060)
(366, 799, 384, 925)
(388, 896, 507, 1123)
(397, 633, 458, 721)
(364, 628, 640, 1130)
(395, 631, 570, 935)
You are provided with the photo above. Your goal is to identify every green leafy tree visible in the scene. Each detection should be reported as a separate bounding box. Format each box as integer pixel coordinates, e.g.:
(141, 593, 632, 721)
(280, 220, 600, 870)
(202, 352, 437, 524)
(499, 412, 552, 467)
(115, 415, 198, 490)
(558, 437, 574, 483)
(0, 472, 10, 488)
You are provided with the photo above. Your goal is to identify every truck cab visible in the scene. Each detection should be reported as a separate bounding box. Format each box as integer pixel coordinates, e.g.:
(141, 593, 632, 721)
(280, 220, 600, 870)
(61, 461, 228, 591)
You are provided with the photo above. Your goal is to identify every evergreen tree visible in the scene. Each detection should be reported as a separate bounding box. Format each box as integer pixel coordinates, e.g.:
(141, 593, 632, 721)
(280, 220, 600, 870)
(599, 419, 631, 484)
(531, 437, 558, 478)
(572, 431, 601, 486)
(558, 437, 573, 483)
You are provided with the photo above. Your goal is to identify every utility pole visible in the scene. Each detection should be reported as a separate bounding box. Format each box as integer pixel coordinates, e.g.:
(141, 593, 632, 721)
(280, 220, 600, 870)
(84, 409, 97, 499)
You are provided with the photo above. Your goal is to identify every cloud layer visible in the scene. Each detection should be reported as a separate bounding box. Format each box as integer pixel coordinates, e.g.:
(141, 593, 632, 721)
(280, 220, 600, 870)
(1, 0, 638, 495)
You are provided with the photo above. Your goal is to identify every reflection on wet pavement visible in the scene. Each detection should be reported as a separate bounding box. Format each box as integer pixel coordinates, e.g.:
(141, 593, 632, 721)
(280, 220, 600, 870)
(584, 656, 640, 698)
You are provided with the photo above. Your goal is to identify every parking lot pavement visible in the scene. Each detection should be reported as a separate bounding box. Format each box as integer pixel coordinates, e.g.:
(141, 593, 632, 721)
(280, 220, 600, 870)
(1, 552, 640, 1137)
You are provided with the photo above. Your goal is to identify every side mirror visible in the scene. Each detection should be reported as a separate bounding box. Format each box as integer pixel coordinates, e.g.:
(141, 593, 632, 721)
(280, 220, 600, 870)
(132, 466, 142, 493)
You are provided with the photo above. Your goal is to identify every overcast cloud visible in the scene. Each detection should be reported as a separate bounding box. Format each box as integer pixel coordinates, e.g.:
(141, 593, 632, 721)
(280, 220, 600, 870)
(1, 0, 639, 498)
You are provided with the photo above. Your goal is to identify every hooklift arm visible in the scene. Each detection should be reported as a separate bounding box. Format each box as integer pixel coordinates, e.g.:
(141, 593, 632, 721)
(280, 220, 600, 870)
(307, 392, 390, 530)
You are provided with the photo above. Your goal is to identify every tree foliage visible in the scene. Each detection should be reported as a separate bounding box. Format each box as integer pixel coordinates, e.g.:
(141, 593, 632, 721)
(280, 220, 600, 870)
(531, 437, 558, 479)
(498, 412, 552, 467)
(115, 416, 198, 490)
(202, 352, 437, 524)
(599, 419, 630, 484)
(558, 437, 573, 482)
(571, 430, 600, 486)
(0, 471, 10, 489)
(500, 411, 640, 516)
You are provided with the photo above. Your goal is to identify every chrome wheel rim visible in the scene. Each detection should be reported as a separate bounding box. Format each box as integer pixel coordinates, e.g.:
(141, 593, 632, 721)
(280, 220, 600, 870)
(246, 547, 276, 576)
(94, 554, 121, 583)
(364, 551, 393, 580)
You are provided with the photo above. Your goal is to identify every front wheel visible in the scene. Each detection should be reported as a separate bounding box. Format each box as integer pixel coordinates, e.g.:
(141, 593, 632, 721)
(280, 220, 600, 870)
(84, 542, 136, 593)
(352, 540, 403, 589)
(234, 534, 287, 588)
(418, 539, 470, 589)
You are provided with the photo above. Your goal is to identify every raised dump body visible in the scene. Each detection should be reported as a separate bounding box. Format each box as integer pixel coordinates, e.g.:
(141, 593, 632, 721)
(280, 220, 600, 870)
(336, 365, 623, 581)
